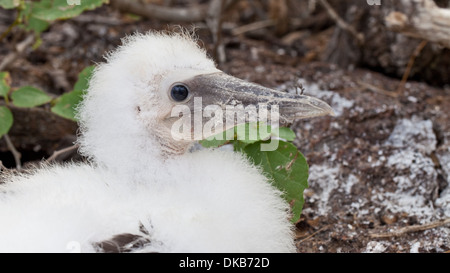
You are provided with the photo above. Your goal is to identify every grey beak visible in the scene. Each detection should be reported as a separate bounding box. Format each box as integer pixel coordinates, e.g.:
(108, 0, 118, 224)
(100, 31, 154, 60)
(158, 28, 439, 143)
(183, 72, 334, 123)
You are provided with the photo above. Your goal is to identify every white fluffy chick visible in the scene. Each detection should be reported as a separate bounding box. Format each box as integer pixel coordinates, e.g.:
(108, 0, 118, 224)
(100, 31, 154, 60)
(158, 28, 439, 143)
(0, 31, 333, 253)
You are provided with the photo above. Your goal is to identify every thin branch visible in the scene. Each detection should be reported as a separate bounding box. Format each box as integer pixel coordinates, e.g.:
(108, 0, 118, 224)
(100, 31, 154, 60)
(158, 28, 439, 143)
(0, 12, 20, 43)
(232, 19, 276, 36)
(318, 0, 364, 45)
(0, 160, 16, 176)
(3, 134, 21, 170)
(296, 225, 330, 244)
(71, 14, 122, 25)
(232, 16, 330, 36)
(206, 0, 226, 63)
(110, 0, 208, 22)
(369, 218, 450, 238)
(357, 81, 399, 98)
(46, 144, 79, 163)
(0, 160, 8, 171)
(396, 40, 428, 94)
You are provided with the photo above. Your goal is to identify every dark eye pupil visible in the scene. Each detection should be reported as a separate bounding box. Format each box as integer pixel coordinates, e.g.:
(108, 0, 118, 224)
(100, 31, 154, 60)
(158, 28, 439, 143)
(171, 85, 189, 102)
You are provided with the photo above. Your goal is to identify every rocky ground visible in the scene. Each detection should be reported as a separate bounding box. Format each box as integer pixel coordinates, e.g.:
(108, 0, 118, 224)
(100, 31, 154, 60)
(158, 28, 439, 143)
(224, 42, 450, 253)
(292, 68, 450, 253)
(1, 6, 449, 252)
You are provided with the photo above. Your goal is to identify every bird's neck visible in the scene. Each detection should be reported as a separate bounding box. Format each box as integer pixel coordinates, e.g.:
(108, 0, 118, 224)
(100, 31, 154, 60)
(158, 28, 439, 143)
(157, 135, 192, 157)
(92, 134, 193, 185)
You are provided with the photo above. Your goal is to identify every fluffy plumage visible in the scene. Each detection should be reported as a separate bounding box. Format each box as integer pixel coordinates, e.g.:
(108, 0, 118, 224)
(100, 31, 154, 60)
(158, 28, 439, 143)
(0, 32, 296, 253)
(0, 151, 294, 252)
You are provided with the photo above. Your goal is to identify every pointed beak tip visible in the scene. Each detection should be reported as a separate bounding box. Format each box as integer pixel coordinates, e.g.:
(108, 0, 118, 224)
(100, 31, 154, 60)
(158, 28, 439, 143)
(313, 100, 335, 118)
(319, 99, 335, 117)
(328, 108, 336, 117)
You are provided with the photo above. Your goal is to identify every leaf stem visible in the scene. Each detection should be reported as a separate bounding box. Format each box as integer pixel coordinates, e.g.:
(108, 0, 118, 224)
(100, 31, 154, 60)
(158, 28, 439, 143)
(0, 8, 22, 43)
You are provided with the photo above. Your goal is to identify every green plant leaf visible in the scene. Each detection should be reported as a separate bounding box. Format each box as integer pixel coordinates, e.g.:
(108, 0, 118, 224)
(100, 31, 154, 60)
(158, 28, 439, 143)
(50, 65, 94, 121)
(27, 16, 50, 33)
(73, 65, 94, 91)
(51, 90, 82, 121)
(0, 72, 11, 98)
(236, 123, 271, 144)
(200, 123, 306, 222)
(200, 123, 273, 148)
(272, 127, 296, 142)
(0, 0, 19, 9)
(199, 134, 229, 148)
(243, 140, 309, 223)
(0, 106, 13, 138)
(199, 126, 232, 148)
(11, 86, 52, 107)
(31, 0, 107, 21)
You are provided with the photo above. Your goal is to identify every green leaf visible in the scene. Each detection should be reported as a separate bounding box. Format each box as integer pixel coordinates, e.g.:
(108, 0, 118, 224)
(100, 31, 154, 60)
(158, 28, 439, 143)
(27, 16, 50, 33)
(200, 123, 272, 148)
(31, 0, 107, 21)
(51, 90, 82, 121)
(199, 122, 306, 222)
(199, 126, 231, 148)
(230, 140, 244, 152)
(0, 0, 19, 9)
(11, 86, 52, 107)
(236, 123, 271, 144)
(0, 72, 11, 98)
(0, 106, 13, 138)
(243, 141, 309, 223)
(73, 65, 94, 91)
(50, 65, 94, 121)
(272, 127, 296, 142)
(199, 135, 229, 148)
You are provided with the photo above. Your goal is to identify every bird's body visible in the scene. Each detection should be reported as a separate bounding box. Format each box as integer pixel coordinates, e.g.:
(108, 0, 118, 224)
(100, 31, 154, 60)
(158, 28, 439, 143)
(0, 150, 293, 252)
(0, 31, 333, 252)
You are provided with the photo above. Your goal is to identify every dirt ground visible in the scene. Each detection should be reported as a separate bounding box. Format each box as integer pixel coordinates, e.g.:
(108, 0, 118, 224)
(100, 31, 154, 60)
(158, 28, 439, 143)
(1, 6, 449, 253)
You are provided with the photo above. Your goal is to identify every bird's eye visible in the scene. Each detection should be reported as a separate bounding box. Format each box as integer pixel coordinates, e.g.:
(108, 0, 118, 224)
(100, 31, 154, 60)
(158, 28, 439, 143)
(170, 84, 190, 102)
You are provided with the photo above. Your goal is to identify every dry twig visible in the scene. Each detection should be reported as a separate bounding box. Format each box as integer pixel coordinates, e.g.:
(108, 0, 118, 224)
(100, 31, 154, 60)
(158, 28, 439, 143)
(206, 0, 226, 63)
(46, 144, 79, 163)
(231, 19, 276, 36)
(396, 40, 428, 94)
(72, 14, 122, 25)
(296, 225, 330, 244)
(110, 0, 208, 22)
(318, 0, 364, 44)
(3, 134, 21, 170)
(0, 11, 21, 43)
(0, 160, 8, 172)
(369, 218, 450, 238)
(357, 81, 399, 98)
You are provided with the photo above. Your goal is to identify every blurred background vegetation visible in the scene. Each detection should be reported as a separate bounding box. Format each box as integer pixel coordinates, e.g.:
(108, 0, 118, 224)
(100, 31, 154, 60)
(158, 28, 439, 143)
(1, 0, 448, 168)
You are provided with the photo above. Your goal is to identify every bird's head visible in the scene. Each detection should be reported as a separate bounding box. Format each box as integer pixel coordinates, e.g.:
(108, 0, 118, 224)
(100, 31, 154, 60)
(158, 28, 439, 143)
(77, 31, 333, 168)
